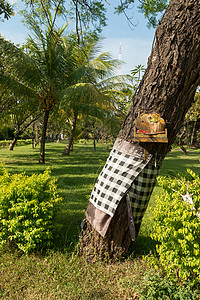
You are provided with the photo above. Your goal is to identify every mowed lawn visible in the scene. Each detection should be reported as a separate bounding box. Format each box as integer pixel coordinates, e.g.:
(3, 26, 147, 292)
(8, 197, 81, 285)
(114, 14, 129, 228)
(0, 141, 199, 299)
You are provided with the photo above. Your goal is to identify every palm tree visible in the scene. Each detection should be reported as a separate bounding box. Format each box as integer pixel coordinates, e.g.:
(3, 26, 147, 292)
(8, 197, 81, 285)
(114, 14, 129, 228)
(0, 22, 73, 163)
(23, 22, 74, 163)
(60, 40, 126, 155)
(1, 27, 127, 161)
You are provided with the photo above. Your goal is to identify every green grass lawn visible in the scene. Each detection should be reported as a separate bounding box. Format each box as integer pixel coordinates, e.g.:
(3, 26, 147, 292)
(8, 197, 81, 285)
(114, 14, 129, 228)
(0, 141, 199, 299)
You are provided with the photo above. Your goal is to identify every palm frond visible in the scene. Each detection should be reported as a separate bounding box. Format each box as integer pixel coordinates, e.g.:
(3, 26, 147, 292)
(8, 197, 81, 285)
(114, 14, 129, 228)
(61, 82, 114, 110)
(0, 72, 38, 100)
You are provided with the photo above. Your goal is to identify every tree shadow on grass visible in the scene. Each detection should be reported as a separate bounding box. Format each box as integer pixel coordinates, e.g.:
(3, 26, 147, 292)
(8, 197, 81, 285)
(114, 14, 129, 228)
(53, 208, 84, 252)
(161, 149, 200, 175)
(130, 235, 157, 258)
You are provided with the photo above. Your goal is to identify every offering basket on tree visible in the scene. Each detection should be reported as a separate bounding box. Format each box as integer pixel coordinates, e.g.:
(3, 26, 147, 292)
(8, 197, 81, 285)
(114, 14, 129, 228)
(134, 113, 168, 143)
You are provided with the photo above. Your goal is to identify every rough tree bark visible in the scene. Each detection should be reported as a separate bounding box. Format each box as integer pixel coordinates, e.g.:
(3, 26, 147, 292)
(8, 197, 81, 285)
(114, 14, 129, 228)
(79, 0, 200, 260)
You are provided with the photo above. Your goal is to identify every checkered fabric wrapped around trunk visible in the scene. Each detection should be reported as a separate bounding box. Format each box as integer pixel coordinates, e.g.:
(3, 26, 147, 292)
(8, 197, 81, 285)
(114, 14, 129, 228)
(90, 148, 150, 216)
(87, 138, 163, 237)
(129, 159, 161, 226)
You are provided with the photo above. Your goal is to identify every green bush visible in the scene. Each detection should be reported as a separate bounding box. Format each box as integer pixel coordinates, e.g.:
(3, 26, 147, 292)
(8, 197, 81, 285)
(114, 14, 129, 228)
(0, 166, 62, 253)
(0, 139, 32, 147)
(151, 169, 200, 285)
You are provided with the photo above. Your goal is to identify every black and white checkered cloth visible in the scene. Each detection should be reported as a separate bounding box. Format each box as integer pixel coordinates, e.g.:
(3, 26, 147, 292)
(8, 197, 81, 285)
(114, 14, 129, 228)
(90, 144, 157, 217)
(129, 160, 161, 225)
(89, 137, 164, 225)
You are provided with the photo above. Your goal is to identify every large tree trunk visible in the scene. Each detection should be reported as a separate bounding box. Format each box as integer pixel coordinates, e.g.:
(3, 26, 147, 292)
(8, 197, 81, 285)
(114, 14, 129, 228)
(62, 113, 77, 155)
(119, 0, 200, 151)
(80, 0, 200, 260)
(39, 110, 50, 164)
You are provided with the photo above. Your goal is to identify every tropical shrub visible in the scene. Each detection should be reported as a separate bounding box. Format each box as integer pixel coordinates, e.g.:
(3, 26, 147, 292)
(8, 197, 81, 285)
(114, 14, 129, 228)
(0, 139, 32, 147)
(151, 169, 200, 285)
(0, 166, 62, 253)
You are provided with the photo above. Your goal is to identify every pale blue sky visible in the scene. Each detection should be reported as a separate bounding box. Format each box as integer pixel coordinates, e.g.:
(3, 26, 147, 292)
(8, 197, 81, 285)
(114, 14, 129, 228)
(103, 1, 156, 74)
(0, 0, 157, 74)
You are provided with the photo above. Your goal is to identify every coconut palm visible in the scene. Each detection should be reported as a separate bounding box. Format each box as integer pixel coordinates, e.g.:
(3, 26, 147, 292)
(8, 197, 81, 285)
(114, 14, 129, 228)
(0, 21, 73, 163)
(0, 25, 127, 161)
(60, 40, 126, 155)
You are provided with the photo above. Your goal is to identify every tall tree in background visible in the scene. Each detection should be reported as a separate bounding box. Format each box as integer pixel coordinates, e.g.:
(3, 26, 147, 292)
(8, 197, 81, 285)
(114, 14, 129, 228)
(25, 23, 73, 164)
(9, 0, 109, 162)
(80, 0, 200, 259)
(0, 14, 125, 162)
(21, 0, 107, 44)
(0, 22, 72, 163)
(60, 39, 124, 155)
(21, 0, 169, 42)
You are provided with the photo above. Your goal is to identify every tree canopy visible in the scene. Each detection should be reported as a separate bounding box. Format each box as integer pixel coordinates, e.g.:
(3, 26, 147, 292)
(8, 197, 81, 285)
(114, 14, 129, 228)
(0, 0, 14, 21)
(19, 0, 169, 43)
(115, 0, 169, 28)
